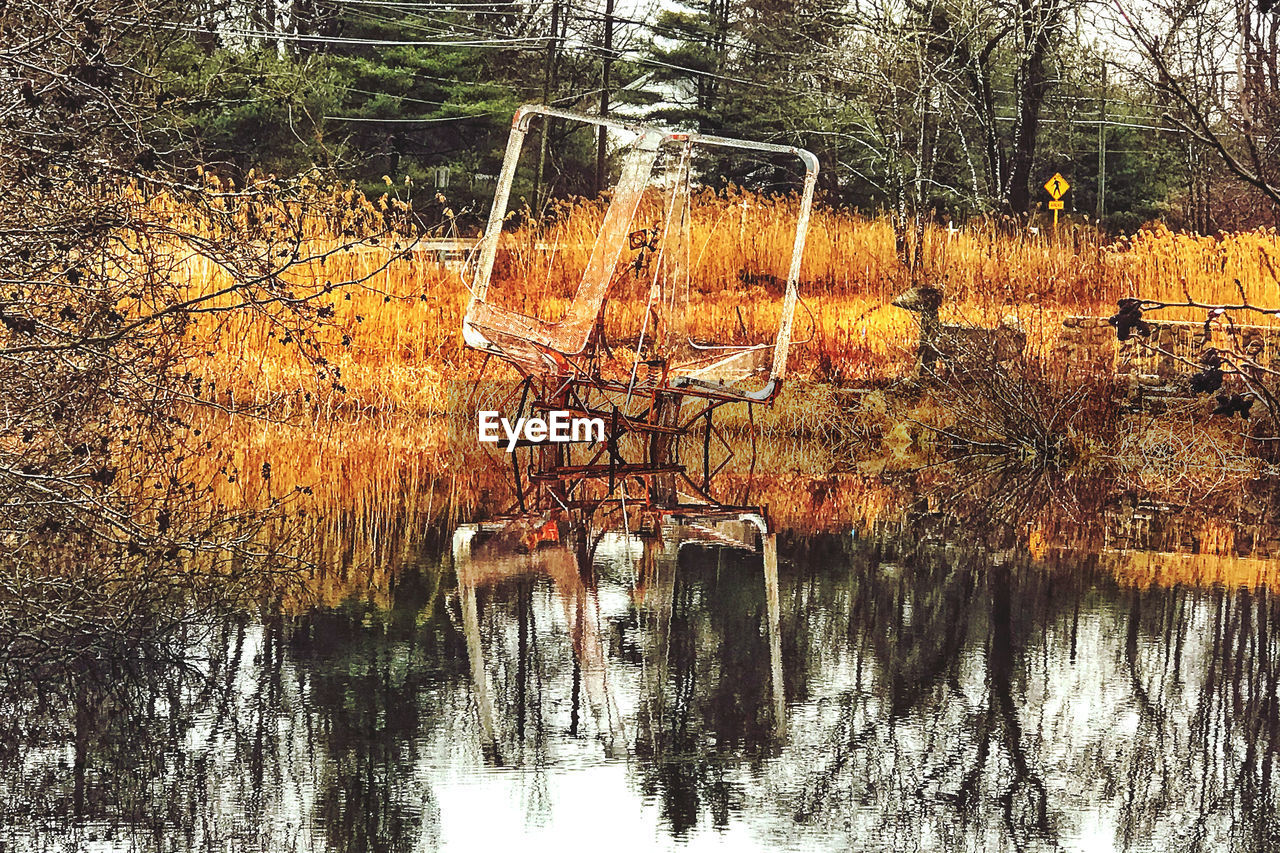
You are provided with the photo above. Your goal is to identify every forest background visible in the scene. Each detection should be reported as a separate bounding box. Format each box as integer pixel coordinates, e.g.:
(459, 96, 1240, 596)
(161, 0, 1280, 235)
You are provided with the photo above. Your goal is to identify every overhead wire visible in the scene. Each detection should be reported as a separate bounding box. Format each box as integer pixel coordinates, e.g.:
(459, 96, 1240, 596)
(135, 8, 935, 119)
(333, 3, 528, 40)
(308, 0, 802, 66)
(323, 0, 530, 7)
(140, 9, 1190, 144)
(323, 85, 606, 122)
(136, 0, 1169, 124)
(151, 19, 547, 47)
(325, 112, 496, 122)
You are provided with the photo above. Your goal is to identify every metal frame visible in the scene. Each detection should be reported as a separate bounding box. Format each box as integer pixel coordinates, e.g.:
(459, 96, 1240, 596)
(462, 104, 819, 517)
(464, 103, 819, 394)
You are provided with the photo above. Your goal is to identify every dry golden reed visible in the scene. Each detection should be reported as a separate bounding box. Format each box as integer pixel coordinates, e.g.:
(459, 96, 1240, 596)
(180, 192, 1280, 412)
(160, 193, 1280, 579)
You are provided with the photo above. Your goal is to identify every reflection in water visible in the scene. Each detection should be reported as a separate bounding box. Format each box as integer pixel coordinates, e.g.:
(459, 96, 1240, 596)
(6, 510, 1280, 851)
(452, 512, 785, 771)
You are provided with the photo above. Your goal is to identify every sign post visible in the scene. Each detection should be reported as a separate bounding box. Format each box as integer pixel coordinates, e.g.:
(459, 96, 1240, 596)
(1044, 172, 1070, 231)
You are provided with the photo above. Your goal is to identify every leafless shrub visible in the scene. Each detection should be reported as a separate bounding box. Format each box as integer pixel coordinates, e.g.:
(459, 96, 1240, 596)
(0, 0, 412, 661)
(908, 347, 1121, 468)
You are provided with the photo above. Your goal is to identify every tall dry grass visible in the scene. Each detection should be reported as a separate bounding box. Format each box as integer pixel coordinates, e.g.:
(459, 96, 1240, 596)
(169, 189, 1280, 411)
(1106, 223, 1280, 321)
(156, 191, 1280, 586)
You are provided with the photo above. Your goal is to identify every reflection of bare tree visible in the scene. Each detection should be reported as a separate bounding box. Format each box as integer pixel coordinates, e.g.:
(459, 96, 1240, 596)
(0, 617, 286, 849)
(790, 521, 1056, 847)
(294, 608, 435, 853)
(984, 564, 1052, 842)
(0, 554, 460, 852)
(784, 514, 1280, 852)
(15, 513, 1280, 850)
(632, 539, 783, 836)
(1128, 586, 1280, 852)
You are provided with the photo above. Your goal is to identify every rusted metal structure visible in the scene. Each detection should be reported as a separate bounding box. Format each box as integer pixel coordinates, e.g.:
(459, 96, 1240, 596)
(462, 104, 819, 517)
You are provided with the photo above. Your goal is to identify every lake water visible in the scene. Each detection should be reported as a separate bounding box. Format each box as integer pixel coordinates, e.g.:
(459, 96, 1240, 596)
(4, 504, 1278, 852)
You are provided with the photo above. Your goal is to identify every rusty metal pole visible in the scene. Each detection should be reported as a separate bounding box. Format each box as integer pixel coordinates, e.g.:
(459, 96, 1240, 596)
(648, 390, 681, 506)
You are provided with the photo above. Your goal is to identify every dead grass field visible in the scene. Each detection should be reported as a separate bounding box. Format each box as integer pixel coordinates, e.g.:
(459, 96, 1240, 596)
(161, 189, 1280, 598)
(172, 191, 1280, 417)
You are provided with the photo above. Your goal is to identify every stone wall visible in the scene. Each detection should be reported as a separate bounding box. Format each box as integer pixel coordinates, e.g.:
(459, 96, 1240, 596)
(1057, 316, 1116, 376)
(1059, 315, 1280, 382)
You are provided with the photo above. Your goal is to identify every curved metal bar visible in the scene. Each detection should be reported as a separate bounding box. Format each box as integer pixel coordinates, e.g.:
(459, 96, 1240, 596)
(465, 103, 818, 393)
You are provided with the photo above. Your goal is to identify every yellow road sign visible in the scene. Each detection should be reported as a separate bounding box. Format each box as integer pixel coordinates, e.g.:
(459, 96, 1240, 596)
(1048, 200, 1064, 210)
(1045, 173, 1070, 200)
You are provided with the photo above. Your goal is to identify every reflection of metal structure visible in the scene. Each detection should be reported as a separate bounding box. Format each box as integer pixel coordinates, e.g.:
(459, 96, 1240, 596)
(451, 509, 785, 763)
(463, 105, 818, 514)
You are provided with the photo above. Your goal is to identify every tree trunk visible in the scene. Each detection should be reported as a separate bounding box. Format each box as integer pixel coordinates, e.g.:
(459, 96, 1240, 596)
(1006, 0, 1056, 213)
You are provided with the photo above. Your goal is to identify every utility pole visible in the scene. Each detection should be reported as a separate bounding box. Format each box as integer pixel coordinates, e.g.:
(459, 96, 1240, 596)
(595, 0, 614, 196)
(534, 0, 561, 211)
(1097, 60, 1107, 224)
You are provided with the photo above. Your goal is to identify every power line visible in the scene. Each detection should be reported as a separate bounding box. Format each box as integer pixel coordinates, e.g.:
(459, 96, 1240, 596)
(157, 20, 546, 47)
(143, 13, 1185, 142)
(323, 86, 603, 122)
(145, 14, 786, 102)
(324, 111, 496, 121)
(325, 0, 531, 7)
(342, 85, 520, 107)
(566, 2, 802, 64)
(582, 43, 776, 91)
(333, 3, 529, 41)
(330, 0, 649, 59)
(316, 0, 801, 65)
(991, 114, 1185, 133)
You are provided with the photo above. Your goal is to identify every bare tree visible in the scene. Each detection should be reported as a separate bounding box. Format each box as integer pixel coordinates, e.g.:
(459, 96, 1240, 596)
(829, 0, 1078, 221)
(0, 0, 411, 660)
(1117, 0, 1280, 221)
